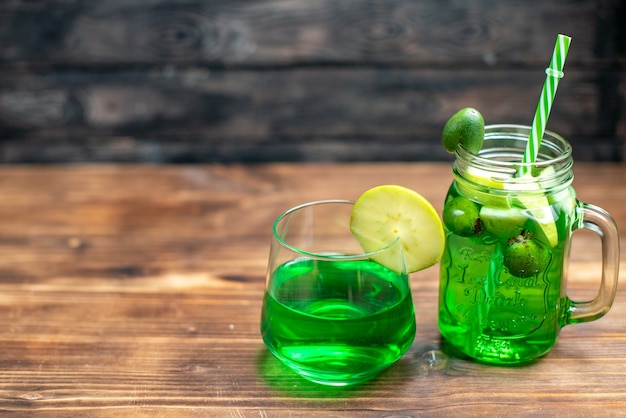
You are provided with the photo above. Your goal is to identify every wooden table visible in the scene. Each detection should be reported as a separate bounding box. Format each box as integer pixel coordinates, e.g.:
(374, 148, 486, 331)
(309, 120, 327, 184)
(0, 163, 624, 416)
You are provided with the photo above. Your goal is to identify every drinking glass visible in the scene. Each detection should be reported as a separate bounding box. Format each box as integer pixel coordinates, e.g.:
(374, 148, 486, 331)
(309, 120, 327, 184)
(439, 124, 620, 364)
(261, 200, 416, 386)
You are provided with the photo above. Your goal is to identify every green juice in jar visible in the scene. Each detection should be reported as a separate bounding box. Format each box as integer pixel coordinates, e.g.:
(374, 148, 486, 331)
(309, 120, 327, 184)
(439, 175, 577, 364)
(438, 123, 620, 365)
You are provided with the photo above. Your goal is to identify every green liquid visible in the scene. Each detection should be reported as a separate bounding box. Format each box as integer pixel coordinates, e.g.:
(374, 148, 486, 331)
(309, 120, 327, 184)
(439, 183, 576, 364)
(261, 258, 415, 385)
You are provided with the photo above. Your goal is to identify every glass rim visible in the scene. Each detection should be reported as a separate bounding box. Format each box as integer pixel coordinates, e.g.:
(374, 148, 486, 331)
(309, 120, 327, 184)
(272, 199, 400, 261)
(456, 124, 572, 170)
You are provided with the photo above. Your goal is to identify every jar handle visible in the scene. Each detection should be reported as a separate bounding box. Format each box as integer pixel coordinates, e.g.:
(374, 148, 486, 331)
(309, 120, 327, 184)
(566, 203, 620, 324)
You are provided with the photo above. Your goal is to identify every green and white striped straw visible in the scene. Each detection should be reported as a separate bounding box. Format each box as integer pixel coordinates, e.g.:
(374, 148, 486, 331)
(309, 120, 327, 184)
(521, 34, 571, 175)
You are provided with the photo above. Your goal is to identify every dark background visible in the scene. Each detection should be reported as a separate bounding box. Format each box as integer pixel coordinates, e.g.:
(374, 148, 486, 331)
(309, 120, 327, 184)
(0, 0, 624, 163)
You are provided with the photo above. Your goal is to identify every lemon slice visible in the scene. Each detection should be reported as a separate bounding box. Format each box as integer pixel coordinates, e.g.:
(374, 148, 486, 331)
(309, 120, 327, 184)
(350, 185, 445, 273)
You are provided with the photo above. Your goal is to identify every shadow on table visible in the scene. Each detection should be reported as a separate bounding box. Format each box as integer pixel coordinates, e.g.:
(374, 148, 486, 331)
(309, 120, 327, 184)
(256, 342, 452, 399)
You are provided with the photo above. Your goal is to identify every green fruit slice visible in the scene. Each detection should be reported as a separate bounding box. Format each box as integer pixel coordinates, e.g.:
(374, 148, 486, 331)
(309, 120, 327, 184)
(350, 185, 445, 274)
(465, 166, 512, 191)
(460, 164, 559, 247)
(442, 107, 485, 154)
(479, 205, 526, 239)
(458, 166, 513, 208)
(511, 167, 559, 247)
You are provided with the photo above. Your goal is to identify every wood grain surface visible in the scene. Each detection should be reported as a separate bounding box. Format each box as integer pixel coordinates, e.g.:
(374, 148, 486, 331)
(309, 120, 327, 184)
(0, 162, 624, 416)
(0, 0, 624, 163)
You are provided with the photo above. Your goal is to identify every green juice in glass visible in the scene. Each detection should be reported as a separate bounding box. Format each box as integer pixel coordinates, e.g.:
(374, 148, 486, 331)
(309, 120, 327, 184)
(261, 257, 415, 385)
